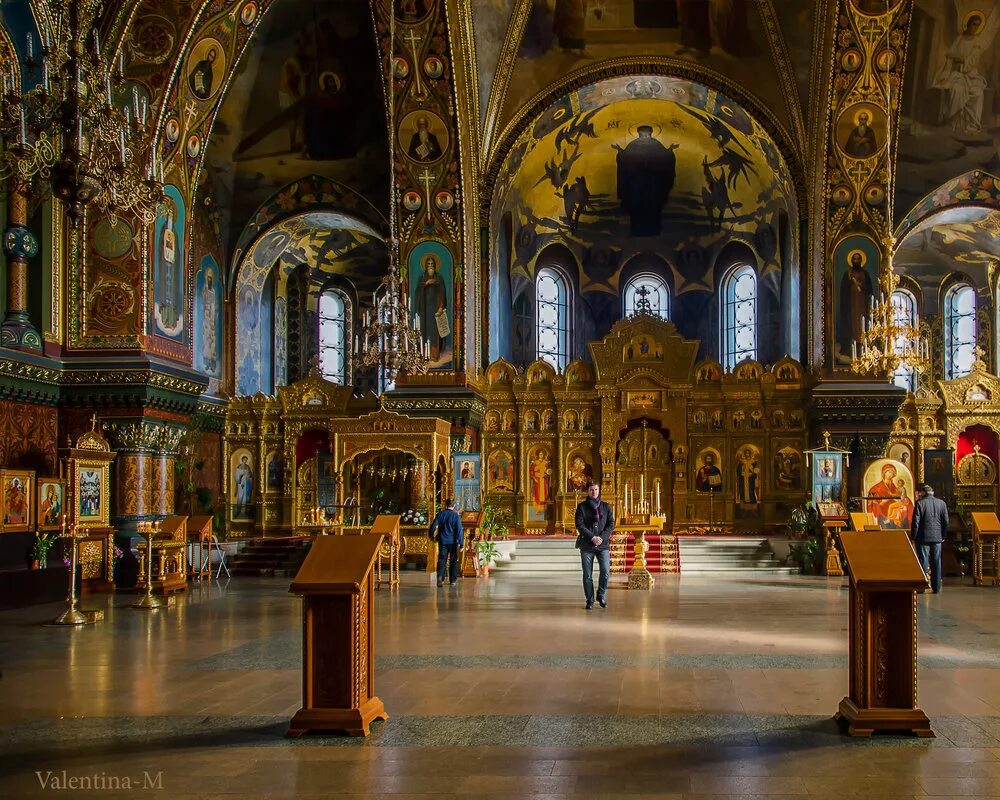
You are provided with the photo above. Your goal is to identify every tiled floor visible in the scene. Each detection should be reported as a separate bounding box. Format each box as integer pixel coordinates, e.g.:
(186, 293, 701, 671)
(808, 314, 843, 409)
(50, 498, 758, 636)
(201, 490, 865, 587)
(1, 571, 999, 798)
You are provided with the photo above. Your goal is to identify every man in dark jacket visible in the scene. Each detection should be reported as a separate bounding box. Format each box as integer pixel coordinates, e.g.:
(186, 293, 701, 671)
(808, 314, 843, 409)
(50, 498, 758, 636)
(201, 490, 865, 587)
(910, 483, 949, 593)
(575, 482, 615, 609)
(429, 498, 464, 587)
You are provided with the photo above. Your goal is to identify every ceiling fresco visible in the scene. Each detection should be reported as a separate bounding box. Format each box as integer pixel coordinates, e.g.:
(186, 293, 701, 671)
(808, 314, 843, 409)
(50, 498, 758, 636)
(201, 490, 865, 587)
(895, 206, 1000, 306)
(495, 0, 801, 147)
(472, 0, 517, 126)
(896, 0, 1000, 216)
(237, 211, 385, 294)
(202, 0, 389, 255)
(493, 74, 796, 295)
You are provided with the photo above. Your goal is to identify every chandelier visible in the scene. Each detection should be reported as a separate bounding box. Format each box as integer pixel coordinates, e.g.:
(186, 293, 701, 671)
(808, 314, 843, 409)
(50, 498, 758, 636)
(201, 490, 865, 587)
(353, 247, 429, 386)
(851, 4, 929, 382)
(351, 0, 427, 388)
(0, 0, 163, 226)
(850, 235, 930, 379)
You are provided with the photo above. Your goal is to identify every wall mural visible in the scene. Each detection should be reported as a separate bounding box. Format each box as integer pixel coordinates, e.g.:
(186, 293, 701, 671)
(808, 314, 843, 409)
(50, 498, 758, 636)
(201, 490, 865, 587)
(232, 209, 388, 395)
(152, 184, 186, 343)
(501, 0, 795, 137)
(201, 0, 388, 254)
(408, 240, 454, 370)
(823, 1, 908, 369)
(895, 206, 1000, 313)
(897, 0, 1000, 216)
(471, 0, 517, 125)
(195, 254, 223, 379)
(492, 74, 796, 351)
(833, 234, 880, 366)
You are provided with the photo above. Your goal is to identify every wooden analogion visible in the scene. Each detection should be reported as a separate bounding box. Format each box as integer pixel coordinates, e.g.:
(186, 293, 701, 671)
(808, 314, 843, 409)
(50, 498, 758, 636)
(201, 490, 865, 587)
(836, 531, 932, 737)
(287, 534, 388, 737)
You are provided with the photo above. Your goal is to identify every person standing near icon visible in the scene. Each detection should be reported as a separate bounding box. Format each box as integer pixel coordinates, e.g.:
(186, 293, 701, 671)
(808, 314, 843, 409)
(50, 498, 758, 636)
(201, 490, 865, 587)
(428, 498, 464, 587)
(911, 483, 948, 594)
(574, 482, 614, 610)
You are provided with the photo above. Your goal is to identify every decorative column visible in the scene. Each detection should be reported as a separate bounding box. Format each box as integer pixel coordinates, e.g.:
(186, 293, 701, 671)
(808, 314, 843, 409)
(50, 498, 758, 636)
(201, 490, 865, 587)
(104, 420, 185, 531)
(2, 179, 42, 351)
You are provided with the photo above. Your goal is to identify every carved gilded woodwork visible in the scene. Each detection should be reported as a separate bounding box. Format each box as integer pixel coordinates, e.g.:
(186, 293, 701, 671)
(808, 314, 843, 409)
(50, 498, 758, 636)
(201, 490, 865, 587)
(224, 373, 450, 540)
(482, 316, 810, 533)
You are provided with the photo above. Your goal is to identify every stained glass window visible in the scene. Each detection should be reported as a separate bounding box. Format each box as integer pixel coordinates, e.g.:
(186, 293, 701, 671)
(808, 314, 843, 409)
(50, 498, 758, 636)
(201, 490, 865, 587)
(623, 273, 670, 319)
(319, 289, 350, 385)
(891, 289, 917, 391)
(944, 283, 976, 380)
(536, 267, 569, 371)
(722, 265, 757, 370)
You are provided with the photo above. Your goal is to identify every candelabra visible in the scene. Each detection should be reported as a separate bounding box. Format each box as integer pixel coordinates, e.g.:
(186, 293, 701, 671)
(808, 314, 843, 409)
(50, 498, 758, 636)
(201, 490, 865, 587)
(851, 238, 930, 381)
(352, 251, 429, 389)
(0, 0, 163, 226)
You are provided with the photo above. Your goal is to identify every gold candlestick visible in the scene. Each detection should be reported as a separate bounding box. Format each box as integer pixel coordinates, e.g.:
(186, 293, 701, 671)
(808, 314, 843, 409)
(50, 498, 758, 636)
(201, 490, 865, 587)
(133, 521, 168, 609)
(48, 519, 103, 626)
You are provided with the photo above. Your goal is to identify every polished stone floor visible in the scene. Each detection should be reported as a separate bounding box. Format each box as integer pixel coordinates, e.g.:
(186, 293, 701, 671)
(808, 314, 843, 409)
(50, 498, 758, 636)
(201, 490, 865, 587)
(1, 571, 1000, 799)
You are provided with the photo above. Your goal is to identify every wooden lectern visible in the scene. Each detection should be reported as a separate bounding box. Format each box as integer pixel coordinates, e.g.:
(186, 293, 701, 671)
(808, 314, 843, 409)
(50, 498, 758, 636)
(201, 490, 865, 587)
(836, 530, 932, 737)
(287, 535, 388, 737)
(369, 515, 400, 590)
(971, 512, 1000, 587)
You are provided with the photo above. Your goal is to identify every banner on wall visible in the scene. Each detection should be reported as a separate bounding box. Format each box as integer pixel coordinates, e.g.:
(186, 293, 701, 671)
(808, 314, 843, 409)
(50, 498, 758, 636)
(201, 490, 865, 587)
(452, 453, 481, 513)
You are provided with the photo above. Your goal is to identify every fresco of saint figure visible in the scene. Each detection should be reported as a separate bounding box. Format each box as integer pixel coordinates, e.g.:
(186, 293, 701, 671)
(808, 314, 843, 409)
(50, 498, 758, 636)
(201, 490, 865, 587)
(408, 115, 443, 162)
(413, 254, 449, 360)
(843, 111, 878, 157)
(931, 11, 996, 134)
(837, 249, 874, 363)
(189, 47, 218, 100)
(614, 126, 678, 236)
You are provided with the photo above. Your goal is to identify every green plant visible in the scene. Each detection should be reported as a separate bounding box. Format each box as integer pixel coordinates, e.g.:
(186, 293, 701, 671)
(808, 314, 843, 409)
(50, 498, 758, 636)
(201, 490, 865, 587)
(786, 502, 827, 573)
(480, 501, 511, 540)
(476, 540, 500, 568)
(788, 537, 822, 573)
(32, 530, 59, 564)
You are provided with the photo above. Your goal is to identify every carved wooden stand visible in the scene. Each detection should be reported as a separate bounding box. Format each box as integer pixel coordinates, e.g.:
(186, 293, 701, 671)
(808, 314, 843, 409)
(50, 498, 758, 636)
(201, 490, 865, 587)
(836, 531, 932, 737)
(287, 535, 388, 737)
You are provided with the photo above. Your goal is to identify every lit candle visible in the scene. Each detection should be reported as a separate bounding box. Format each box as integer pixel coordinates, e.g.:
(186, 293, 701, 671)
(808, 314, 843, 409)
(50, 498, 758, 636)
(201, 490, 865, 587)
(41, 61, 49, 93)
(118, 51, 125, 77)
(18, 106, 26, 145)
(26, 33, 33, 62)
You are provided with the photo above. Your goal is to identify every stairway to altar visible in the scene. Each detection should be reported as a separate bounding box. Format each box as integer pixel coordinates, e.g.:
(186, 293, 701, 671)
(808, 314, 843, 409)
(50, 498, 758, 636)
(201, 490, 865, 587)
(230, 538, 312, 577)
(677, 536, 796, 574)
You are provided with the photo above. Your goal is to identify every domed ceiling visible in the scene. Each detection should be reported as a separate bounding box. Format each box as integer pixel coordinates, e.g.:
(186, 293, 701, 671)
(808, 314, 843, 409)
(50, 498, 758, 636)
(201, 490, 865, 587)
(492, 74, 796, 296)
(476, 0, 813, 158)
(895, 206, 1000, 311)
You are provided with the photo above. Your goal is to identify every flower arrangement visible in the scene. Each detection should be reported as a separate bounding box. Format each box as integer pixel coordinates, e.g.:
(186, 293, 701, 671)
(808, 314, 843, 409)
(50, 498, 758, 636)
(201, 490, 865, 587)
(32, 530, 60, 568)
(401, 509, 427, 526)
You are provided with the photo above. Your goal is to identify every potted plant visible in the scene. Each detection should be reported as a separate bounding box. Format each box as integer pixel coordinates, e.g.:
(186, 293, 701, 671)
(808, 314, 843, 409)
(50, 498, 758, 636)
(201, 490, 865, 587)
(786, 502, 824, 574)
(475, 540, 499, 578)
(480, 501, 511, 540)
(32, 530, 59, 569)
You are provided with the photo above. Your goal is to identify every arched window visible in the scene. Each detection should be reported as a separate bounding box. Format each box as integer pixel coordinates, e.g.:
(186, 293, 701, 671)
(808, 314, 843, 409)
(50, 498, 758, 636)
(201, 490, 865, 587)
(721, 264, 757, 370)
(623, 273, 670, 319)
(891, 289, 918, 391)
(944, 282, 976, 380)
(536, 266, 570, 371)
(319, 288, 350, 385)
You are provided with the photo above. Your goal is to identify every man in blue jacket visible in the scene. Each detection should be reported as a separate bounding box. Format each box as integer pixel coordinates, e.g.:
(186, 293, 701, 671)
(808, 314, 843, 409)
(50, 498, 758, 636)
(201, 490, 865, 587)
(910, 483, 949, 593)
(428, 498, 464, 587)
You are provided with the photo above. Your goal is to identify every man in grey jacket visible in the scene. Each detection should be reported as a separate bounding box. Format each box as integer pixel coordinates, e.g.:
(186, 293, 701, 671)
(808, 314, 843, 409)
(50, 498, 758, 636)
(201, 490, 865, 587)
(910, 484, 949, 593)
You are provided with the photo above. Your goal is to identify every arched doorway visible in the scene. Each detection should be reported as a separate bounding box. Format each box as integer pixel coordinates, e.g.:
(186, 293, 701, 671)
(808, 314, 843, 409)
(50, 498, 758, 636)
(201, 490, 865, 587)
(616, 417, 674, 529)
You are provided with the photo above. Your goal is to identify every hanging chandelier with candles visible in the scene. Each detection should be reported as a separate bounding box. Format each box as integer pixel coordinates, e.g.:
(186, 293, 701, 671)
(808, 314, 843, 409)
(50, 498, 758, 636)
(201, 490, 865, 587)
(353, 247, 429, 386)
(0, 0, 163, 226)
(850, 4, 929, 383)
(351, 0, 427, 389)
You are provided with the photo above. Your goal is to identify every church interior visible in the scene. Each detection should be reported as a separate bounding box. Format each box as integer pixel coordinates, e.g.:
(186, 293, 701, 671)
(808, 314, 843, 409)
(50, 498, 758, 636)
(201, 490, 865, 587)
(2, 0, 1000, 796)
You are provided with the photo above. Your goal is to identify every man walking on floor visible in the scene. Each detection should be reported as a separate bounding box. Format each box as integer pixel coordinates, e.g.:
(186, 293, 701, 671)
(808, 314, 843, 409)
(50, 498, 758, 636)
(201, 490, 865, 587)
(911, 483, 948, 594)
(575, 482, 615, 610)
(429, 498, 464, 587)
